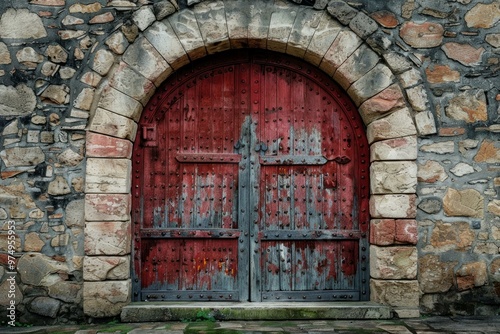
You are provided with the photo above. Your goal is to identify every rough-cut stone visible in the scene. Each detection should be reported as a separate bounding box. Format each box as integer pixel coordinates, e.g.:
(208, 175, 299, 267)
(17, 253, 69, 286)
(420, 141, 454, 154)
(370, 246, 417, 279)
(0, 146, 44, 168)
(370, 136, 417, 161)
(443, 188, 484, 218)
(83, 256, 130, 281)
(474, 140, 500, 163)
(45, 44, 68, 64)
(450, 163, 475, 177)
(28, 297, 61, 318)
(465, 2, 500, 28)
(97, 86, 142, 122)
(326, 1, 358, 25)
(415, 110, 437, 136)
(406, 85, 428, 112)
(418, 198, 442, 214)
(371, 10, 398, 28)
(84, 280, 131, 317)
(395, 219, 417, 244)
(370, 279, 419, 307)
(0, 183, 37, 219)
(89, 12, 114, 24)
(73, 88, 94, 111)
(446, 90, 488, 123)
(132, 6, 156, 31)
(91, 49, 115, 76)
(122, 36, 172, 86)
(367, 108, 417, 143)
(399, 21, 443, 48)
(90, 108, 138, 141)
(80, 71, 102, 87)
(86, 158, 131, 194)
(320, 30, 362, 76)
(419, 254, 456, 293)
(69, 2, 102, 13)
(0, 84, 36, 116)
(425, 64, 460, 84)
(0, 42, 11, 64)
(486, 33, 500, 48)
(85, 194, 130, 221)
(370, 194, 416, 218)
(86, 132, 133, 158)
(193, 1, 230, 54)
(144, 21, 190, 70)
(106, 31, 129, 55)
(108, 62, 155, 105)
(456, 261, 488, 291)
(41, 84, 70, 105)
(48, 282, 81, 303)
(58, 149, 84, 167)
(349, 11, 378, 39)
(442, 43, 485, 67)
(348, 63, 394, 106)
(0, 279, 22, 306)
(154, 0, 177, 20)
(246, 2, 273, 49)
(24, 232, 45, 252)
(334, 44, 379, 89)
(168, 10, 207, 61)
(16, 47, 44, 69)
(417, 160, 448, 183)
(48, 176, 71, 196)
(66, 199, 85, 227)
(85, 221, 131, 255)
(370, 161, 417, 194)
(488, 200, 500, 216)
(0, 8, 47, 39)
(428, 221, 475, 251)
(304, 12, 342, 66)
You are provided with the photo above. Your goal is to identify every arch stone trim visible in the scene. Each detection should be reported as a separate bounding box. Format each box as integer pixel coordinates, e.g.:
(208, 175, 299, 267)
(83, 0, 420, 318)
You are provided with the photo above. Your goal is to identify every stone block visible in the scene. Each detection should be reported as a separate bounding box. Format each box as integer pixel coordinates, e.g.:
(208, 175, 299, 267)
(370, 219, 396, 246)
(446, 90, 488, 123)
(443, 188, 484, 218)
(0, 8, 47, 39)
(304, 12, 342, 66)
(286, 8, 323, 58)
(428, 221, 474, 252)
(326, 1, 358, 25)
(267, 4, 297, 52)
(154, 1, 176, 21)
(406, 85, 428, 112)
(367, 108, 417, 144)
(0, 147, 45, 168)
(85, 221, 131, 255)
(108, 62, 155, 105)
(399, 21, 443, 48)
(370, 161, 417, 194)
(86, 158, 131, 194)
(465, 2, 500, 29)
(97, 85, 142, 122)
(320, 30, 362, 76)
(193, 1, 230, 54)
(168, 10, 207, 60)
(17, 253, 69, 286)
(349, 11, 378, 39)
(333, 44, 379, 89)
(419, 254, 456, 293)
(370, 136, 417, 161)
(225, 0, 250, 48)
(89, 108, 138, 141)
(48, 282, 82, 303)
(132, 6, 156, 31)
(122, 36, 172, 87)
(84, 280, 131, 318)
(28, 297, 61, 318)
(347, 63, 394, 106)
(0, 84, 36, 116)
(85, 194, 131, 221)
(417, 160, 447, 183)
(474, 140, 500, 163)
(83, 256, 130, 281)
(395, 219, 417, 245)
(66, 199, 85, 227)
(370, 279, 419, 307)
(370, 194, 417, 219)
(420, 141, 454, 154)
(48, 175, 71, 195)
(106, 31, 129, 55)
(441, 42, 485, 67)
(144, 21, 190, 70)
(86, 132, 133, 159)
(415, 110, 437, 136)
(359, 83, 406, 127)
(247, 2, 273, 49)
(370, 245, 417, 279)
(456, 261, 488, 291)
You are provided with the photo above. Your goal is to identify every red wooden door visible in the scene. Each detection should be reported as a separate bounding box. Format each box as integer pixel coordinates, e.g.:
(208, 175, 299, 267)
(132, 50, 369, 302)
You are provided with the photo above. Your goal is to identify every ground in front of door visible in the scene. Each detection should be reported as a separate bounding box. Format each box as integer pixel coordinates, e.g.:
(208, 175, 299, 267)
(2, 317, 500, 334)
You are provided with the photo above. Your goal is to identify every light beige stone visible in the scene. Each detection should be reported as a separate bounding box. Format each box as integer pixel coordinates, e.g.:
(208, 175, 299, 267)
(0, 84, 36, 116)
(359, 84, 406, 125)
(370, 136, 417, 161)
(0, 147, 45, 167)
(0, 8, 47, 39)
(85, 221, 131, 255)
(304, 11, 342, 66)
(83, 256, 130, 281)
(58, 148, 84, 167)
(443, 188, 484, 218)
(419, 254, 456, 293)
(420, 141, 455, 154)
(83, 280, 131, 317)
(370, 246, 417, 279)
(488, 200, 500, 216)
(456, 261, 488, 291)
(40, 84, 70, 105)
(105, 31, 129, 55)
(97, 85, 142, 122)
(406, 85, 428, 111)
(446, 90, 488, 123)
(24, 232, 45, 252)
(370, 161, 417, 194)
(320, 30, 362, 76)
(370, 194, 416, 218)
(286, 8, 323, 58)
(0, 42, 11, 64)
(417, 160, 448, 183)
(367, 108, 417, 144)
(122, 36, 172, 87)
(132, 6, 156, 31)
(92, 49, 115, 76)
(193, 1, 230, 54)
(465, 2, 500, 29)
(267, 2, 297, 52)
(225, 0, 250, 48)
(144, 21, 190, 70)
(348, 63, 394, 106)
(74, 88, 94, 111)
(86, 158, 131, 194)
(168, 10, 207, 61)
(85, 194, 131, 221)
(247, 1, 273, 49)
(108, 62, 155, 105)
(17, 253, 69, 286)
(370, 279, 419, 307)
(415, 110, 437, 136)
(90, 108, 138, 141)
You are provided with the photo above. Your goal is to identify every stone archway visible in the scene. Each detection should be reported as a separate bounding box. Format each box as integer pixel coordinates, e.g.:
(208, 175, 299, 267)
(82, 0, 420, 318)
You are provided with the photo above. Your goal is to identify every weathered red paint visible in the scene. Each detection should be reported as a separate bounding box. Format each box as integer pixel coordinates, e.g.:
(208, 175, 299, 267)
(132, 50, 370, 302)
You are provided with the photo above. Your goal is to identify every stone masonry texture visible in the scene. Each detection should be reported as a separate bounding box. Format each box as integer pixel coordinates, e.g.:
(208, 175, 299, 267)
(0, 0, 498, 324)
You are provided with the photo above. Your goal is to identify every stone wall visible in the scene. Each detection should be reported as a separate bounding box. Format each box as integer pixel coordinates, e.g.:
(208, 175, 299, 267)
(0, 0, 498, 324)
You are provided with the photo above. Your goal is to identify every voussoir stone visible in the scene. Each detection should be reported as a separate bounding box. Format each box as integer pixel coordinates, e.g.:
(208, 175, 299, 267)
(359, 83, 405, 124)
(334, 44, 379, 90)
(326, 1, 358, 25)
(84, 280, 131, 317)
(92, 49, 115, 76)
(86, 158, 131, 194)
(443, 188, 484, 218)
(367, 107, 416, 143)
(144, 21, 190, 70)
(246, 1, 273, 49)
(132, 6, 156, 31)
(106, 31, 129, 55)
(0, 8, 47, 39)
(370, 161, 417, 194)
(370, 136, 417, 161)
(304, 12, 342, 66)
(86, 132, 133, 158)
(370, 245, 417, 279)
(287, 8, 323, 58)
(399, 21, 444, 48)
(168, 10, 207, 61)
(320, 30, 362, 76)
(193, 1, 230, 54)
(108, 62, 155, 105)
(90, 108, 138, 141)
(0, 84, 36, 116)
(348, 63, 394, 106)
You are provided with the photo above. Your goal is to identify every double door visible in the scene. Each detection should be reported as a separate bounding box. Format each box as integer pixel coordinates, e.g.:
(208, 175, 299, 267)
(132, 50, 369, 302)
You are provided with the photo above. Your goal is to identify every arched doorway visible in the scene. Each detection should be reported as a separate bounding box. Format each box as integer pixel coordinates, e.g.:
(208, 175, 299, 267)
(131, 50, 370, 302)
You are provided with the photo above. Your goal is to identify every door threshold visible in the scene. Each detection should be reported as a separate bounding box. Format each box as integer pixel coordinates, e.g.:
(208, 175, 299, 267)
(121, 301, 392, 322)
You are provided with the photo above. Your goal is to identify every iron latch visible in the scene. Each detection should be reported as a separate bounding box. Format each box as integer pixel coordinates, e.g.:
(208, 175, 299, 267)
(142, 125, 157, 147)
